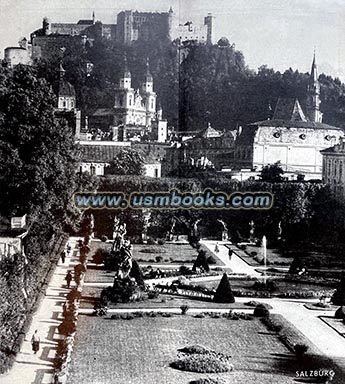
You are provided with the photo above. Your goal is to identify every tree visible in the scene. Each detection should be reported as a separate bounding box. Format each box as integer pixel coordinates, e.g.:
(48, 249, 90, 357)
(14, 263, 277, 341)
(259, 162, 284, 182)
(0, 64, 79, 232)
(217, 37, 230, 47)
(106, 148, 145, 175)
(332, 274, 345, 305)
(192, 248, 209, 272)
(213, 273, 235, 303)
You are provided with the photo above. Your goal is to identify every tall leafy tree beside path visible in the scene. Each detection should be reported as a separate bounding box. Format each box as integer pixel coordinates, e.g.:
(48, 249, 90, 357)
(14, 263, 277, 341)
(0, 64, 79, 232)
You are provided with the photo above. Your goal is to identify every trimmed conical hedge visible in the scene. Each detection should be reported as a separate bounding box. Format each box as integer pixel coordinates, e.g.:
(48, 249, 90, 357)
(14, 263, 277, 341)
(192, 249, 210, 272)
(213, 273, 235, 303)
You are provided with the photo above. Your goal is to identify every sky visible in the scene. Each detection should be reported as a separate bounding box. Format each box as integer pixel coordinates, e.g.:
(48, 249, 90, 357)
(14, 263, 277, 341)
(1, 0, 345, 79)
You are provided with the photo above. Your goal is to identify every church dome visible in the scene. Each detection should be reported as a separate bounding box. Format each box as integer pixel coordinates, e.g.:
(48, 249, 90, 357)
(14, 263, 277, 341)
(52, 78, 76, 97)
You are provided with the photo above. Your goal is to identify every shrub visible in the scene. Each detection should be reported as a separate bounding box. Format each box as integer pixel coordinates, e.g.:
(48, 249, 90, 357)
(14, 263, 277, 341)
(250, 251, 257, 257)
(155, 256, 163, 263)
(207, 256, 217, 265)
(67, 289, 81, 303)
(261, 316, 283, 332)
(253, 303, 271, 317)
(335, 306, 345, 319)
(171, 354, 233, 373)
(57, 319, 76, 336)
(190, 378, 227, 384)
(179, 265, 193, 275)
(180, 304, 190, 315)
(245, 300, 261, 307)
(294, 343, 309, 357)
(194, 313, 205, 318)
(147, 290, 159, 299)
(158, 239, 165, 245)
(179, 345, 212, 355)
(331, 274, 345, 305)
(252, 280, 277, 292)
(93, 306, 108, 317)
(100, 235, 108, 242)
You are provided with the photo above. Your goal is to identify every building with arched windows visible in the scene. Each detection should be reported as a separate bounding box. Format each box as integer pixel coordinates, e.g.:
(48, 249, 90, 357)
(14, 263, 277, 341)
(234, 55, 344, 180)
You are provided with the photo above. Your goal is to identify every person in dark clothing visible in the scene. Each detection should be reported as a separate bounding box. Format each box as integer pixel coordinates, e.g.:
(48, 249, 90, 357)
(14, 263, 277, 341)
(61, 251, 66, 264)
(31, 330, 40, 354)
(65, 271, 72, 288)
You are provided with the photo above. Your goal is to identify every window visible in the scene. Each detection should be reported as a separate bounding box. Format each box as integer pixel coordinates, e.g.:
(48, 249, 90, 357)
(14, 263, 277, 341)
(63, 100, 66, 108)
(154, 168, 158, 178)
(90, 165, 96, 175)
(340, 161, 343, 180)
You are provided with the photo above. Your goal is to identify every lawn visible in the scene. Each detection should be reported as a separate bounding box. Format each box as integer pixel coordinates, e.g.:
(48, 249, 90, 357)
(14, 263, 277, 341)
(232, 244, 293, 267)
(68, 315, 295, 384)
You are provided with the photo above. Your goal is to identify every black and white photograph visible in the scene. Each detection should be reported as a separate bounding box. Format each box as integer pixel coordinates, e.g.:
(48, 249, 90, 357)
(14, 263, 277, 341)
(0, 1, 345, 383)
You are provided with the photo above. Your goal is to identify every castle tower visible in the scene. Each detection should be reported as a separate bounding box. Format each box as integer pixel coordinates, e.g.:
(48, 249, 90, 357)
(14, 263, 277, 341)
(42, 17, 51, 36)
(168, 7, 175, 40)
(204, 13, 213, 45)
(306, 52, 323, 123)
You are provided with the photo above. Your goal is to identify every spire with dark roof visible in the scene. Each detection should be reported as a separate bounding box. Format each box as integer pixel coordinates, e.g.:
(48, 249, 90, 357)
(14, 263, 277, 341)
(145, 57, 153, 83)
(310, 50, 318, 83)
(306, 52, 322, 123)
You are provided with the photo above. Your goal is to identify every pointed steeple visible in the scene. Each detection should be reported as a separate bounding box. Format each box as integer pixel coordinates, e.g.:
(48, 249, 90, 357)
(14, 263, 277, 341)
(59, 62, 66, 79)
(124, 53, 131, 78)
(310, 50, 318, 83)
(145, 57, 153, 83)
(92, 11, 95, 24)
(119, 53, 132, 89)
(306, 51, 322, 123)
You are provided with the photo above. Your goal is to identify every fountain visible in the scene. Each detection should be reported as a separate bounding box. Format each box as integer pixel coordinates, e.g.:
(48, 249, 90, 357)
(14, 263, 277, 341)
(262, 235, 267, 286)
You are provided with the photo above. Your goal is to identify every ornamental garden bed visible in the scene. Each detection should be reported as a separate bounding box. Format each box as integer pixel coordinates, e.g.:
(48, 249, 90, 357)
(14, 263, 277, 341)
(68, 315, 295, 384)
(191, 278, 335, 298)
(79, 285, 254, 310)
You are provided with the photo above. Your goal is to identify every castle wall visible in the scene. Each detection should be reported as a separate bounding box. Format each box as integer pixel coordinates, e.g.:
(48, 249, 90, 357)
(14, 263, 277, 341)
(4, 47, 32, 67)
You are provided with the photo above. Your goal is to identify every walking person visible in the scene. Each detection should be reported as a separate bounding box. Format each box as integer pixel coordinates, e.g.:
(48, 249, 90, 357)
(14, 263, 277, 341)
(60, 251, 66, 264)
(214, 242, 219, 253)
(31, 330, 40, 354)
(228, 249, 233, 261)
(67, 243, 71, 254)
(65, 271, 72, 289)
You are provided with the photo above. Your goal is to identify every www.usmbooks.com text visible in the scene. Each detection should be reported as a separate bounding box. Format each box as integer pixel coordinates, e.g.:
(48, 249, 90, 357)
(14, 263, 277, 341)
(74, 190, 273, 210)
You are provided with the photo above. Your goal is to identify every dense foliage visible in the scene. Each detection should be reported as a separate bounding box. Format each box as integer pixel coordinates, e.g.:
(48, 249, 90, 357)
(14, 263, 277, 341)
(34, 36, 345, 132)
(0, 64, 94, 373)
